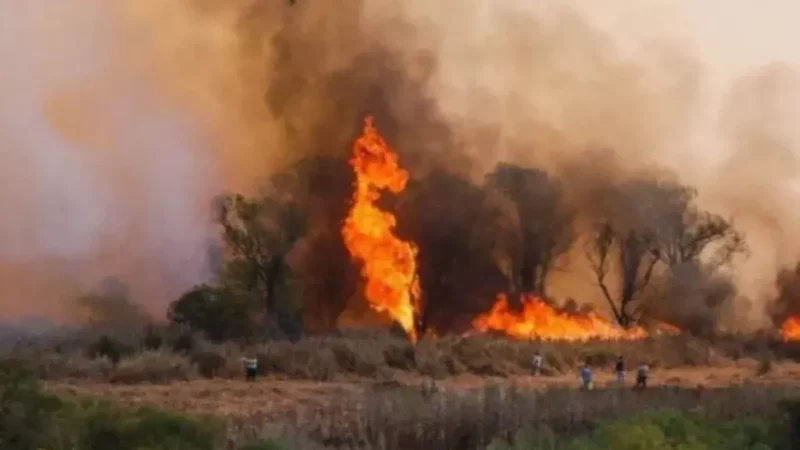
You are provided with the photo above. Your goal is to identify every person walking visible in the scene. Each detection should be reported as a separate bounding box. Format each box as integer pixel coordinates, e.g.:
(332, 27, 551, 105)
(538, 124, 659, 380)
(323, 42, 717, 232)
(635, 361, 649, 390)
(532, 351, 543, 376)
(242, 356, 258, 382)
(579, 362, 594, 390)
(615, 356, 626, 386)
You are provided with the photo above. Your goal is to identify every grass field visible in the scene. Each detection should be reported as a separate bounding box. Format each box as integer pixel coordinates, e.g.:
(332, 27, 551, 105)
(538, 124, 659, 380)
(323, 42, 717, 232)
(6, 330, 800, 448)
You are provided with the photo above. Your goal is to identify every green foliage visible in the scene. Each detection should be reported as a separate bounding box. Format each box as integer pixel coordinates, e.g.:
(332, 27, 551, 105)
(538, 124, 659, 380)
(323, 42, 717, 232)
(0, 363, 229, 450)
(0, 362, 63, 450)
(168, 285, 259, 343)
(489, 409, 780, 450)
(71, 403, 220, 450)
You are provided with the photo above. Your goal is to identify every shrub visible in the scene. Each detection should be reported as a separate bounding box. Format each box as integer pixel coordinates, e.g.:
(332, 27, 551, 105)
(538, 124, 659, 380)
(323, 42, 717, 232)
(110, 351, 198, 384)
(73, 402, 221, 450)
(0, 362, 62, 450)
(142, 325, 165, 350)
(488, 409, 778, 450)
(86, 335, 135, 365)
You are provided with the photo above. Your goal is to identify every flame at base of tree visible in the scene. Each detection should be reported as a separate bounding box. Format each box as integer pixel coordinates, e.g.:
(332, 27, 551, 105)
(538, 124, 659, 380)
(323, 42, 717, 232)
(473, 294, 656, 341)
(341, 116, 421, 343)
(780, 315, 800, 341)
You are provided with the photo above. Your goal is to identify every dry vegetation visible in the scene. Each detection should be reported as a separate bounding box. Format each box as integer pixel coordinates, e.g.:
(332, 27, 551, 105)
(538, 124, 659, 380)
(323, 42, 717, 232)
(6, 329, 800, 383)
(4, 329, 800, 449)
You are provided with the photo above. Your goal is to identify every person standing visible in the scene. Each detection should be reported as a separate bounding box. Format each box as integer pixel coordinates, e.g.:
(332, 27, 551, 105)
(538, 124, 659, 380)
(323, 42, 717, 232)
(615, 356, 626, 386)
(532, 351, 543, 376)
(242, 356, 258, 382)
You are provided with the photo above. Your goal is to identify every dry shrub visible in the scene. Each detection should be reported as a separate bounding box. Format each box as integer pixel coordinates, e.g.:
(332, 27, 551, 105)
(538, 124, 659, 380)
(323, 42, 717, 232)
(27, 351, 114, 381)
(277, 384, 800, 450)
(415, 336, 466, 378)
(190, 342, 244, 379)
(110, 350, 198, 384)
(255, 339, 340, 381)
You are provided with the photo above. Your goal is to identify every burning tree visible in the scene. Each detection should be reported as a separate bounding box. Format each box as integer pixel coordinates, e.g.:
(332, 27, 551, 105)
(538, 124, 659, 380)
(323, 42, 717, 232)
(340, 116, 421, 342)
(485, 164, 574, 299)
(585, 180, 746, 329)
(397, 170, 508, 333)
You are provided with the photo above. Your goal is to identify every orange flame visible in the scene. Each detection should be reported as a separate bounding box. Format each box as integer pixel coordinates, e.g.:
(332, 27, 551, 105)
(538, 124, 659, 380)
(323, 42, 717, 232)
(780, 315, 800, 341)
(341, 116, 421, 343)
(473, 294, 652, 341)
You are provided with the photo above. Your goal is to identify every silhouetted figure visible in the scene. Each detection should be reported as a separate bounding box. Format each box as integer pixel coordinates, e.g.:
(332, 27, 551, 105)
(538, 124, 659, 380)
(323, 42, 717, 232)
(615, 356, 626, 386)
(242, 357, 258, 382)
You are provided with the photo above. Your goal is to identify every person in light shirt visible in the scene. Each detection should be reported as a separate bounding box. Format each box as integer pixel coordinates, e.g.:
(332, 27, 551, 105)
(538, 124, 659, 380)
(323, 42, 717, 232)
(635, 362, 650, 390)
(532, 351, 543, 376)
(241, 356, 258, 382)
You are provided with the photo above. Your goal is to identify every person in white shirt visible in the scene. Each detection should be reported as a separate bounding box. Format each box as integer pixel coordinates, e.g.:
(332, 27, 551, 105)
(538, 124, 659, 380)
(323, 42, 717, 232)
(635, 362, 649, 389)
(532, 351, 543, 376)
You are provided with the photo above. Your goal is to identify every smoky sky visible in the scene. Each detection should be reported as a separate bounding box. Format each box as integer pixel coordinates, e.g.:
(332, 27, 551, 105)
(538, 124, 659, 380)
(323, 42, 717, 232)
(2, 0, 800, 331)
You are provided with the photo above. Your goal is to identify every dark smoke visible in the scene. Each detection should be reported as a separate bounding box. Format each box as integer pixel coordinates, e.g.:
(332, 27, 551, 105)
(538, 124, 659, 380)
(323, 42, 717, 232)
(4, 1, 800, 336)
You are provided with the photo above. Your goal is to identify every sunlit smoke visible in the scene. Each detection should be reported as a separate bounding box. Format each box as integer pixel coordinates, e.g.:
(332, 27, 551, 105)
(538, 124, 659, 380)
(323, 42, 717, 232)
(3, 0, 800, 333)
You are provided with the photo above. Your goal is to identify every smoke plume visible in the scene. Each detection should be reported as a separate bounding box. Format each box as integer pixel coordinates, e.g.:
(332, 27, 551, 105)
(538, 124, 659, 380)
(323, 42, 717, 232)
(2, 0, 800, 333)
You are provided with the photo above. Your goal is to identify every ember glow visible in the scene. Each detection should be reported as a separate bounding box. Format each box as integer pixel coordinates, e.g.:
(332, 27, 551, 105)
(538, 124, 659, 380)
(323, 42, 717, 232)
(341, 116, 421, 343)
(472, 294, 651, 341)
(780, 315, 800, 341)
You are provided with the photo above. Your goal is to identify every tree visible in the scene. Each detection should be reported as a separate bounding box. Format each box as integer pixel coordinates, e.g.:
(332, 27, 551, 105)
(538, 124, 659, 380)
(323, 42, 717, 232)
(75, 278, 150, 331)
(396, 171, 508, 333)
(585, 222, 661, 328)
(585, 179, 746, 328)
(215, 191, 308, 339)
(485, 163, 574, 299)
(167, 285, 259, 343)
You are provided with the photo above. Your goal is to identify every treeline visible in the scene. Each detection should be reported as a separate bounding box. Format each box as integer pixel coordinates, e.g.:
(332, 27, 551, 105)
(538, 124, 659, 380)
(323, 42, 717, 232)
(77, 155, 748, 344)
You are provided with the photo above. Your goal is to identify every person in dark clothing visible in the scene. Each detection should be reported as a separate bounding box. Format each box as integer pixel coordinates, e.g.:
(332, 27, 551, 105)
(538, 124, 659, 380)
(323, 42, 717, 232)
(615, 356, 625, 386)
(242, 357, 258, 382)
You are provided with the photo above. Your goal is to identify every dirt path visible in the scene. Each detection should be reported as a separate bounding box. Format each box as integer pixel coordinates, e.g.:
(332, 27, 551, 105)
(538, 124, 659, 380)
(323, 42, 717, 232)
(45, 362, 800, 421)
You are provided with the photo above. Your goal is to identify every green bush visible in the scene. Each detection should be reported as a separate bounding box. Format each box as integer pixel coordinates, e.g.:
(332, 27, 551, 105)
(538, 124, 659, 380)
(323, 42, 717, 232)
(72, 402, 221, 450)
(0, 363, 237, 450)
(0, 362, 63, 450)
(488, 409, 779, 450)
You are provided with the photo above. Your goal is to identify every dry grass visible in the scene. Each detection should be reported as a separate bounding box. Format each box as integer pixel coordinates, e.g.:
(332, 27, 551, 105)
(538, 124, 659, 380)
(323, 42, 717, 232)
(48, 378, 800, 450)
(6, 328, 800, 385)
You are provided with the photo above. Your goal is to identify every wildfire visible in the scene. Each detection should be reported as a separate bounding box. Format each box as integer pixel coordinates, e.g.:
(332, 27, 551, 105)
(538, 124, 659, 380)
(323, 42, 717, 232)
(473, 294, 652, 341)
(780, 315, 800, 341)
(341, 116, 421, 343)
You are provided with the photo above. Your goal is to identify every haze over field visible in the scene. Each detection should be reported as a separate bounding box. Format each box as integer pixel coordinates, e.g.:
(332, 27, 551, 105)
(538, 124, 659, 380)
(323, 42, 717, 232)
(1, 0, 799, 330)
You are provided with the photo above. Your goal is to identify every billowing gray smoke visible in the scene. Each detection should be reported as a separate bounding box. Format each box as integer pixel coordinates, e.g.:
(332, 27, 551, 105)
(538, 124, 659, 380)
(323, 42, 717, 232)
(2, 0, 800, 333)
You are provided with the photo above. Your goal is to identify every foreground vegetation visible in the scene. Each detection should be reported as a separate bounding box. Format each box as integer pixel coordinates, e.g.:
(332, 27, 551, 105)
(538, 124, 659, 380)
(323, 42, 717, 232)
(5, 360, 800, 450)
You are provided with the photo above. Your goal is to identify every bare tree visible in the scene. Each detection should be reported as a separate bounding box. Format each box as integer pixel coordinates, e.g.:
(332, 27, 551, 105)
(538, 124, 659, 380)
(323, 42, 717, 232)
(485, 163, 574, 300)
(654, 185, 746, 270)
(585, 222, 661, 327)
(585, 180, 746, 328)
